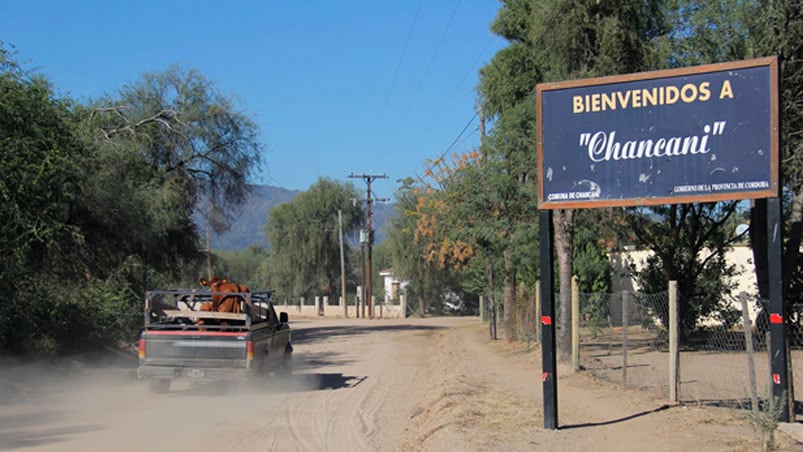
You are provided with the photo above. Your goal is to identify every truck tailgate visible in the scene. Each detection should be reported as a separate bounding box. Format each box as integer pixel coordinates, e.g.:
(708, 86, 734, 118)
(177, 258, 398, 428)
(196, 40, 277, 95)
(140, 331, 249, 369)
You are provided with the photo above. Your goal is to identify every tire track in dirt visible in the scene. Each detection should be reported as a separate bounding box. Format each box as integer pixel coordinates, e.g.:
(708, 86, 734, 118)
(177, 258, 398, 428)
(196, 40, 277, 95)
(175, 318, 436, 451)
(270, 319, 417, 451)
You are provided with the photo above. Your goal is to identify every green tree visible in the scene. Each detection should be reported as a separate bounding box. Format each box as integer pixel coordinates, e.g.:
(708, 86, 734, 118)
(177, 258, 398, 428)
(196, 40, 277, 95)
(749, 1, 803, 310)
(212, 245, 272, 289)
(0, 51, 265, 353)
(265, 178, 362, 301)
(384, 177, 473, 317)
(423, 134, 538, 339)
(0, 44, 84, 351)
(477, 0, 665, 353)
(77, 65, 263, 284)
(626, 202, 742, 338)
(573, 210, 614, 335)
(386, 180, 425, 316)
(656, 0, 764, 67)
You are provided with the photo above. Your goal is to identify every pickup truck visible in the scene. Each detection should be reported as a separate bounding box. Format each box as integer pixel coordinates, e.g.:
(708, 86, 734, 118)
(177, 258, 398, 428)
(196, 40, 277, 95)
(137, 289, 292, 393)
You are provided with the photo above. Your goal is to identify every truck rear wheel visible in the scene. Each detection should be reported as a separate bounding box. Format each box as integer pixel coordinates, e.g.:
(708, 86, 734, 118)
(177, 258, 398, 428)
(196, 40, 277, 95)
(148, 378, 171, 394)
(277, 343, 293, 376)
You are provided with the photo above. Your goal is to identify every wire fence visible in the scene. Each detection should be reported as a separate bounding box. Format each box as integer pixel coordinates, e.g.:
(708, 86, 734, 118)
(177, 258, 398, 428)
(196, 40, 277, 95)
(572, 290, 803, 416)
(677, 294, 766, 407)
(494, 283, 803, 417)
(676, 295, 803, 413)
(576, 291, 669, 392)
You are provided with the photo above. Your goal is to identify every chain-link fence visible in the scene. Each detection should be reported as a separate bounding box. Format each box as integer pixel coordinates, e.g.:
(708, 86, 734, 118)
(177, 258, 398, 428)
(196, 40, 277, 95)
(492, 282, 803, 417)
(577, 291, 669, 392)
(677, 295, 803, 413)
(575, 289, 803, 416)
(676, 294, 767, 407)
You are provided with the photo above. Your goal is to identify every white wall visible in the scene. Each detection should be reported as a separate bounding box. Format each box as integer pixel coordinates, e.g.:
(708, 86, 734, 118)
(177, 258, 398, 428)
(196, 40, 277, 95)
(608, 244, 760, 320)
(278, 300, 406, 319)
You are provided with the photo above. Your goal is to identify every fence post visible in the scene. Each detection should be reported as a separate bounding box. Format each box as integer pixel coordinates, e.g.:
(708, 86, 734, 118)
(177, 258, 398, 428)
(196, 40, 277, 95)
(739, 292, 759, 415)
(400, 294, 406, 319)
(622, 290, 628, 388)
(572, 276, 580, 372)
(669, 280, 679, 404)
(355, 286, 361, 319)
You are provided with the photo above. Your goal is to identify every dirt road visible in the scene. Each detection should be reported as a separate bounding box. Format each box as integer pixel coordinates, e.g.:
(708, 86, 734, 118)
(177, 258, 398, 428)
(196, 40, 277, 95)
(1, 316, 800, 451)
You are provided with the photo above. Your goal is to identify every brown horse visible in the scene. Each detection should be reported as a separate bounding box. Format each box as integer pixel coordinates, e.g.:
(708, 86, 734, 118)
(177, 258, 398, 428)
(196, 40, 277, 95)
(200, 276, 249, 313)
(198, 276, 249, 328)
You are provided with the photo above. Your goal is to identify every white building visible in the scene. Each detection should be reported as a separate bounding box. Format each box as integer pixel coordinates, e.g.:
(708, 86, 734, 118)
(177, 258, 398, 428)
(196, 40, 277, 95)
(609, 244, 761, 321)
(379, 268, 408, 303)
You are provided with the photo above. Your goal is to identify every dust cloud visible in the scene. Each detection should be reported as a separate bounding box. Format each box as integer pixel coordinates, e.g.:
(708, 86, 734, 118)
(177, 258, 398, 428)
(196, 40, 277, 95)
(0, 347, 327, 451)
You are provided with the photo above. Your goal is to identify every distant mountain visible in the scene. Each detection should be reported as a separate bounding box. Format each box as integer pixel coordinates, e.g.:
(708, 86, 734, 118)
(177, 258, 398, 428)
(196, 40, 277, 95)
(197, 185, 394, 251)
(196, 185, 299, 251)
(370, 202, 394, 245)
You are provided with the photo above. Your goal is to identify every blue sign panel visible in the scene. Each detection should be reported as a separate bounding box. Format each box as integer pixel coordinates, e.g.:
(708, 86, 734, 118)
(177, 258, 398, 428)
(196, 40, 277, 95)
(537, 57, 778, 209)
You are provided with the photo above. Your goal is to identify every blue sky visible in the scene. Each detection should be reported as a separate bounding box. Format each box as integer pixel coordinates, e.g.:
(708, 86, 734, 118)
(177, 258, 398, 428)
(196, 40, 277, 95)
(2, 1, 506, 200)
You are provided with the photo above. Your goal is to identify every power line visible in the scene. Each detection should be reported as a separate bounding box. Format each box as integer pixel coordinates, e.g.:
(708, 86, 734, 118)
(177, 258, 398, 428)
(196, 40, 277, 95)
(439, 112, 478, 161)
(389, 0, 462, 145)
(414, 112, 478, 187)
(366, 0, 423, 152)
(451, 125, 479, 153)
(413, 34, 496, 150)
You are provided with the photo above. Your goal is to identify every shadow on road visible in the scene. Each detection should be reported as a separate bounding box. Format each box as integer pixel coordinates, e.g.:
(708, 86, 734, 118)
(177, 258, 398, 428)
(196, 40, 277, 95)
(290, 322, 445, 343)
(171, 372, 367, 396)
(291, 372, 367, 391)
(0, 418, 102, 450)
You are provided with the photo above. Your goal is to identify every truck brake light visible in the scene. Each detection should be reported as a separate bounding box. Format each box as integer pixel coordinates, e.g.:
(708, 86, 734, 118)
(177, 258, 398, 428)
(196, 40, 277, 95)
(246, 340, 254, 361)
(138, 338, 146, 359)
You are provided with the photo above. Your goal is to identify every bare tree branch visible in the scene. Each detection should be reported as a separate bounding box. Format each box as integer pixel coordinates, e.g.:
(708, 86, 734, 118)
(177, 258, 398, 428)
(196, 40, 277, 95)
(95, 107, 181, 139)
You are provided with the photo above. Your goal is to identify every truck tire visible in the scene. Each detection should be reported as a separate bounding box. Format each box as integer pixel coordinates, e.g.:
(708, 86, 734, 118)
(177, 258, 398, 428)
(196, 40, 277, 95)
(149, 378, 171, 394)
(278, 343, 293, 376)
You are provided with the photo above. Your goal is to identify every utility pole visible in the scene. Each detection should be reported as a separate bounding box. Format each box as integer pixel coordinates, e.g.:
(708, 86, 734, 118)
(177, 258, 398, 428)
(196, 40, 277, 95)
(338, 210, 348, 319)
(349, 172, 388, 318)
(360, 243, 366, 318)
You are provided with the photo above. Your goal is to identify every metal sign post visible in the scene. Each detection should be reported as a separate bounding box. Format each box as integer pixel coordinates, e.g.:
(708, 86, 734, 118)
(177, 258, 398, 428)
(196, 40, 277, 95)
(767, 196, 789, 420)
(539, 210, 558, 429)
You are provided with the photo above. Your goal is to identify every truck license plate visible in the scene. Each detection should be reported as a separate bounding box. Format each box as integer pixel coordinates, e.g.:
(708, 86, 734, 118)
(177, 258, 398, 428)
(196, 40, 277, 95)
(187, 369, 205, 378)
